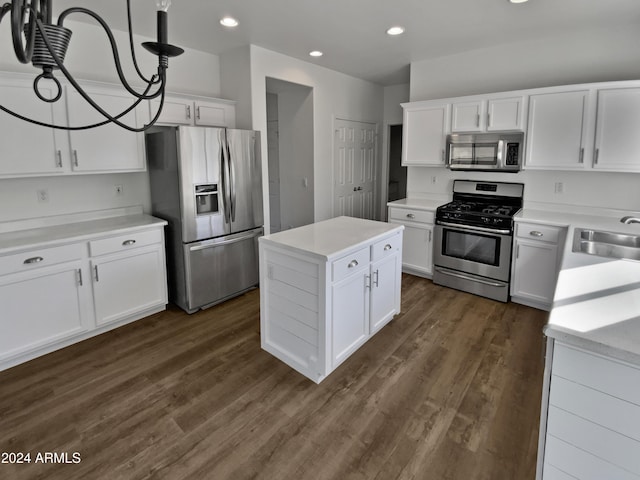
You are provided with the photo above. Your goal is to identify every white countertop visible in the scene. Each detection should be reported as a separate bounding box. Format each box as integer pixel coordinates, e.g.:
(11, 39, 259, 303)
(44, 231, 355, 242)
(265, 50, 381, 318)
(0, 211, 167, 254)
(387, 198, 444, 211)
(521, 208, 640, 365)
(260, 216, 403, 260)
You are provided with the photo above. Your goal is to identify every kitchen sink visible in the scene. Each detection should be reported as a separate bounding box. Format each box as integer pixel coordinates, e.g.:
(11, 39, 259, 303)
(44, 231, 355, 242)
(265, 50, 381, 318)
(573, 228, 640, 261)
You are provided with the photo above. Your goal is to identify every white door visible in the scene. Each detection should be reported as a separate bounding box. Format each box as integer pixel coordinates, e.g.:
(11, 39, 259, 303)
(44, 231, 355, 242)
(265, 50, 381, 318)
(67, 88, 146, 173)
(333, 119, 377, 219)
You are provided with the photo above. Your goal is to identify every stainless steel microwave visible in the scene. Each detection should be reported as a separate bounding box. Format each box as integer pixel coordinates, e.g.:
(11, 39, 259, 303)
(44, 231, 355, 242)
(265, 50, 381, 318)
(445, 132, 524, 172)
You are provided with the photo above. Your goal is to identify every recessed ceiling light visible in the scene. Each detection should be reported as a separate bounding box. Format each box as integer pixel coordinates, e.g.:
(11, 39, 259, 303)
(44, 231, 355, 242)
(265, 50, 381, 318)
(309, 51, 323, 57)
(220, 16, 239, 27)
(386, 26, 405, 36)
(508, 0, 528, 3)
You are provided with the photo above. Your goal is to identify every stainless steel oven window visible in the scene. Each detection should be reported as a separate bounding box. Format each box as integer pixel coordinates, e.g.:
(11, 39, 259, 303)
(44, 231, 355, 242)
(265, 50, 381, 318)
(442, 229, 500, 266)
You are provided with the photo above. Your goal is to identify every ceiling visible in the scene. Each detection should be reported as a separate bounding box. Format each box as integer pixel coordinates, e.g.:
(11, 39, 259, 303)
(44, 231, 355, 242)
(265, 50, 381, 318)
(53, 0, 640, 86)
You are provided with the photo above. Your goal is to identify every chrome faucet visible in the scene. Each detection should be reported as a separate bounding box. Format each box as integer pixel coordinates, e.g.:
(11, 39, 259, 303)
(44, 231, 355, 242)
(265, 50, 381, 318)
(620, 216, 640, 224)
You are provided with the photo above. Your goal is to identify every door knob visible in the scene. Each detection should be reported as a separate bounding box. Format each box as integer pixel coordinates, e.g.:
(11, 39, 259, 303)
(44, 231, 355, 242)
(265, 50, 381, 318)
(353, 186, 363, 191)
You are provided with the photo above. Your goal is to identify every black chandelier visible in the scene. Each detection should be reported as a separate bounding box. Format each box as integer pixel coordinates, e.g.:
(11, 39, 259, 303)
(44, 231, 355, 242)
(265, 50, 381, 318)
(0, 0, 184, 131)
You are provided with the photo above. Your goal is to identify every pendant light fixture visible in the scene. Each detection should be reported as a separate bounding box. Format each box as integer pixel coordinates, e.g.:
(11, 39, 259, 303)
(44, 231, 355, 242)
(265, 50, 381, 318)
(0, 0, 184, 131)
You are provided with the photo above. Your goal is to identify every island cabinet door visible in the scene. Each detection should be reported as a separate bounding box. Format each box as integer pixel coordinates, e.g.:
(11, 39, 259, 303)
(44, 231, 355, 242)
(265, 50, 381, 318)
(370, 252, 400, 334)
(331, 267, 370, 369)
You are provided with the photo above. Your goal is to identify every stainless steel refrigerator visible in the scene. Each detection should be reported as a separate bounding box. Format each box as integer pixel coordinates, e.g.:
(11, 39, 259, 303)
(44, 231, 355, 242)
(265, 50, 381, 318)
(145, 126, 263, 313)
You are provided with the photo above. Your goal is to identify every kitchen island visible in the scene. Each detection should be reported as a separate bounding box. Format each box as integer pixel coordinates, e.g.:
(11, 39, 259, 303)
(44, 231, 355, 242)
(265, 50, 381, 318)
(534, 212, 640, 480)
(259, 216, 403, 383)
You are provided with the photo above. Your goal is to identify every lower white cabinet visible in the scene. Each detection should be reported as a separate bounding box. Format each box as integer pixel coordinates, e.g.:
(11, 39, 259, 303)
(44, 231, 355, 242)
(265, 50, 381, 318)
(388, 206, 434, 277)
(0, 221, 168, 371)
(90, 231, 167, 327)
(260, 224, 403, 383)
(0, 246, 91, 364)
(538, 341, 640, 480)
(511, 222, 566, 310)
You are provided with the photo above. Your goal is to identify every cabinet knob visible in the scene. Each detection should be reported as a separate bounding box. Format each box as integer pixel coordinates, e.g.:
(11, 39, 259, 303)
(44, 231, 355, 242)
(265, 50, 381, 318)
(529, 231, 544, 237)
(348, 260, 359, 268)
(122, 239, 136, 246)
(406, 213, 415, 219)
(23, 256, 44, 264)
(384, 244, 392, 251)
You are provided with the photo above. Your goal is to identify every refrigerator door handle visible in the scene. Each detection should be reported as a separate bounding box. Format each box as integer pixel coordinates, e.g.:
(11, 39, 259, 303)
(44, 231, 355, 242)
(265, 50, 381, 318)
(220, 131, 231, 224)
(228, 144, 236, 222)
(188, 228, 262, 252)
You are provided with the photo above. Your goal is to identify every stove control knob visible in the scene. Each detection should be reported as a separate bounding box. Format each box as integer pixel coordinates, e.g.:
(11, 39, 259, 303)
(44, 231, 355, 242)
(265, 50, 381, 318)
(483, 217, 490, 224)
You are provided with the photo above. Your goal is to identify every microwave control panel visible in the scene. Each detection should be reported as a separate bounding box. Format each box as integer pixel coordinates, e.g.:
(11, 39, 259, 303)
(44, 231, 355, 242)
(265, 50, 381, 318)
(505, 143, 520, 166)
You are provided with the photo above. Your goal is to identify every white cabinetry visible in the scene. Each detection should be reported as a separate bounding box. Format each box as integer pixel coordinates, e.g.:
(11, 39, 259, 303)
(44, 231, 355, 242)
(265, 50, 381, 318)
(451, 96, 524, 133)
(593, 87, 640, 172)
(0, 215, 168, 372)
(89, 229, 167, 327)
(402, 103, 449, 166)
(388, 206, 434, 277)
(0, 243, 91, 364)
(511, 222, 566, 310)
(0, 76, 68, 176)
(152, 96, 236, 127)
(538, 342, 640, 480)
(525, 90, 589, 170)
(259, 219, 403, 383)
(66, 86, 147, 173)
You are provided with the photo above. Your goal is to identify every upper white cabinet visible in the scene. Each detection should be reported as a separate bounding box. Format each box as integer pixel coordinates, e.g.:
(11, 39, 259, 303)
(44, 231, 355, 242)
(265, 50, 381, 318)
(592, 88, 640, 172)
(402, 103, 450, 166)
(403, 79, 640, 173)
(451, 96, 524, 133)
(525, 90, 589, 170)
(0, 76, 68, 176)
(66, 86, 147, 173)
(151, 96, 236, 128)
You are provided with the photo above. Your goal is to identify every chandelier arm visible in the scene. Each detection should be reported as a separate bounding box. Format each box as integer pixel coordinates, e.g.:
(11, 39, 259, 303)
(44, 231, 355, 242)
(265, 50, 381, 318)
(0, 3, 12, 23)
(125, 0, 157, 85)
(56, 7, 163, 100)
(33, 15, 163, 131)
(0, 80, 154, 131)
(11, 0, 39, 63)
(145, 84, 166, 129)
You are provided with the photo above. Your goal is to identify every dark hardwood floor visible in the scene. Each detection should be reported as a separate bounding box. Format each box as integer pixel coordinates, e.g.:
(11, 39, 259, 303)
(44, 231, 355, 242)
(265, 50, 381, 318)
(0, 274, 547, 480)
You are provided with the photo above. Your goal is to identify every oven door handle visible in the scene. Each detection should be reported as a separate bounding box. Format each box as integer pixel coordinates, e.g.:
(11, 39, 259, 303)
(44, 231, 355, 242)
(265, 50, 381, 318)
(434, 267, 507, 288)
(437, 221, 511, 235)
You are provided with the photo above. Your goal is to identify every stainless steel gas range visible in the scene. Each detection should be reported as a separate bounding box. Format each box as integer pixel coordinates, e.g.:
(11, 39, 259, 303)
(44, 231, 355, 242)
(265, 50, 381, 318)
(433, 180, 524, 302)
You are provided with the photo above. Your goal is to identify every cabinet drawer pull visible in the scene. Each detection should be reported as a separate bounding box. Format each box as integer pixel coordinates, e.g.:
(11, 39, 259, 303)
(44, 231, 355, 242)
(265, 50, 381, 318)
(94, 265, 99, 282)
(73, 150, 79, 167)
(77, 268, 83, 286)
(23, 256, 44, 264)
(122, 239, 137, 246)
(384, 244, 392, 251)
(529, 231, 544, 237)
(373, 269, 379, 287)
(196, 106, 201, 120)
(406, 213, 415, 219)
(56, 150, 63, 168)
(594, 148, 600, 165)
(348, 260, 359, 268)
(186, 105, 191, 119)
(579, 147, 584, 164)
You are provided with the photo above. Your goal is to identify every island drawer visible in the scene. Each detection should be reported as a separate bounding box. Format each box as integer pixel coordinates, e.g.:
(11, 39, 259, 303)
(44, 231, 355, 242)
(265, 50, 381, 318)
(89, 229, 162, 257)
(515, 222, 562, 243)
(0, 243, 84, 277)
(388, 207, 434, 224)
(371, 233, 402, 261)
(332, 247, 370, 283)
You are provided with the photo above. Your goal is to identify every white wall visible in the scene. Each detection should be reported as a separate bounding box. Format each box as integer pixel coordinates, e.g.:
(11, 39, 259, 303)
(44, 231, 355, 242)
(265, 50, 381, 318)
(219, 46, 252, 129)
(380, 83, 410, 217)
(0, 19, 221, 222)
(410, 24, 640, 101)
(277, 87, 314, 229)
(249, 45, 384, 231)
(407, 24, 640, 212)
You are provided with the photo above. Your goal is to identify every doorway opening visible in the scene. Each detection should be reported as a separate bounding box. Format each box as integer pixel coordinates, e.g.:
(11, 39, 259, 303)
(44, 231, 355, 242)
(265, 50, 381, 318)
(265, 78, 314, 233)
(387, 124, 406, 203)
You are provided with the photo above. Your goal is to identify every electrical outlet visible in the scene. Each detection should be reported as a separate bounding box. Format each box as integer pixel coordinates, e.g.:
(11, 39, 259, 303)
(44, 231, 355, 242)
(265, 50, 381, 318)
(431, 176, 437, 184)
(554, 182, 563, 194)
(114, 184, 124, 196)
(37, 189, 49, 203)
